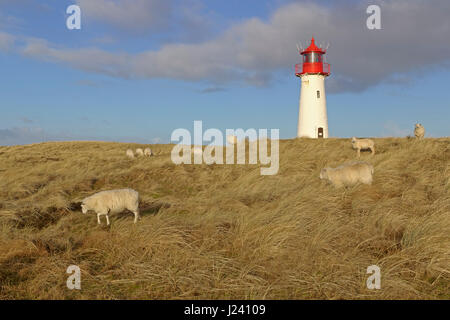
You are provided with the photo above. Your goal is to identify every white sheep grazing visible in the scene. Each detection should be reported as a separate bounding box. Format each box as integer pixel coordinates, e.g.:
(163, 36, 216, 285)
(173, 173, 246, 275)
(81, 188, 140, 225)
(135, 148, 144, 157)
(126, 149, 135, 159)
(320, 161, 374, 188)
(414, 123, 425, 139)
(351, 137, 375, 157)
(144, 148, 152, 157)
(227, 135, 238, 145)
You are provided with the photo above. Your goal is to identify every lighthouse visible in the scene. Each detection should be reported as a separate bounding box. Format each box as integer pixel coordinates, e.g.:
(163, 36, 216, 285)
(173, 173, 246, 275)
(295, 37, 331, 138)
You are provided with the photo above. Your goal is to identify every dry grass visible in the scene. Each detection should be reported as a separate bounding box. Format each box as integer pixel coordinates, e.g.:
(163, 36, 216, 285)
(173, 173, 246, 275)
(0, 138, 449, 299)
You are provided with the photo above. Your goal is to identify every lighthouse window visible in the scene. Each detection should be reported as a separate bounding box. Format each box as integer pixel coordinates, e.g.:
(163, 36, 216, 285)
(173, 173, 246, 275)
(317, 90, 320, 98)
(304, 52, 322, 63)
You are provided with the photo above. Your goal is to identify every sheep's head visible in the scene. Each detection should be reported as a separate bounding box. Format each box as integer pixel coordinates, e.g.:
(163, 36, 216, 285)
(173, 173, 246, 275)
(319, 168, 328, 180)
(415, 123, 422, 128)
(351, 137, 357, 143)
(81, 203, 88, 214)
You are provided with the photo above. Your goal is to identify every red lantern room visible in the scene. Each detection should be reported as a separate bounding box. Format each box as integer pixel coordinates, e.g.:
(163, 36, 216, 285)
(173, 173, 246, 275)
(295, 37, 330, 77)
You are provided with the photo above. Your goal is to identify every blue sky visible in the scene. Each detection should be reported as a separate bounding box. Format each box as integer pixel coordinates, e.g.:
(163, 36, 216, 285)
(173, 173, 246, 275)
(0, 0, 449, 145)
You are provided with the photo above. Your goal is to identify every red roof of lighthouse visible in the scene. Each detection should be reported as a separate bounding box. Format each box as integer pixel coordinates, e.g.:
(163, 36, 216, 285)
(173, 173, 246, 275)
(301, 37, 326, 54)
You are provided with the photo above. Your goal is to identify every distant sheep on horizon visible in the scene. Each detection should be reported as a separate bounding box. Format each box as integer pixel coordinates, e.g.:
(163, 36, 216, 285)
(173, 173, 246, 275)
(126, 149, 135, 159)
(136, 148, 144, 157)
(351, 137, 375, 157)
(320, 161, 374, 188)
(144, 148, 152, 157)
(414, 123, 425, 139)
(81, 188, 140, 225)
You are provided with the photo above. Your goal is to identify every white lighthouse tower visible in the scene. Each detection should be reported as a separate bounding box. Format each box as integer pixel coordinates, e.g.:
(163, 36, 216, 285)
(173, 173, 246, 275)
(295, 37, 331, 138)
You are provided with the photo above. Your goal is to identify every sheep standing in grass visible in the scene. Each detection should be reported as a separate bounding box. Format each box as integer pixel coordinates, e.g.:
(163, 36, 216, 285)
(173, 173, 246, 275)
(414, 123, 425, 139)
(126, 149, 135, 159)
(144, 148, 152, 157)
(136, 148, 144, 157)
(351, 137, 375, 157)
(320, 161, 374, 188)
(81, 188, 140, 225)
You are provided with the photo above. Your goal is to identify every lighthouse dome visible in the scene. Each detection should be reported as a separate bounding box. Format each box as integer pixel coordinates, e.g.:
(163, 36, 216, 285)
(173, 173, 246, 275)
(301, 37, 325, 54)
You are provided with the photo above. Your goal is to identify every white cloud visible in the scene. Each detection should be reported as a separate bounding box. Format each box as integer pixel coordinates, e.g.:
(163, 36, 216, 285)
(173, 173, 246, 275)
(22, 38, 131, 78)
(15, 0, 450, 92)
(20, 117, 35, 124)
(0, 31, 14, 51)
(0, 127, 47, 145)
(200, 86, 226, 94)
(75, 0, 172, 32)
(90, 35, 117, 45)
(0, 126, 163, 146)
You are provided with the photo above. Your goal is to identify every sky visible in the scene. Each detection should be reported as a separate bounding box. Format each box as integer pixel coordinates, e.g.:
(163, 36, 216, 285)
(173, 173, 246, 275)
(0, 0, 449, 145)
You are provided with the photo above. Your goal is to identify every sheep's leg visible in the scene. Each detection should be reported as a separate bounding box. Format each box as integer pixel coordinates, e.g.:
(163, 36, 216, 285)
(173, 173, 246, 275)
(97, 211, 108, 225)
(357, 148, 361, 158)
(133, 210, 140, 223)
(371, 146, 375, 155)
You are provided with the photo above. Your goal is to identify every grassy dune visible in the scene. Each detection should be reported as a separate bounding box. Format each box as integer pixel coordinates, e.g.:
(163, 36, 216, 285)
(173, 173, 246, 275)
(0, 138, 449, 299)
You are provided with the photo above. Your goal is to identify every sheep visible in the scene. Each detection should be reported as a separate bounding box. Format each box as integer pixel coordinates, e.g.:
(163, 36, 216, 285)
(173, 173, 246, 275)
(320, 161, 374, 188)
(226, 135, 238, 145)
(144, 147, 152, 157)
(81, 188, 140, 225)
(135, 148, 144, 157)
(126, 149, 135, 159)
(351, 137, 375, 157)
(414, 123, 425, 139)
